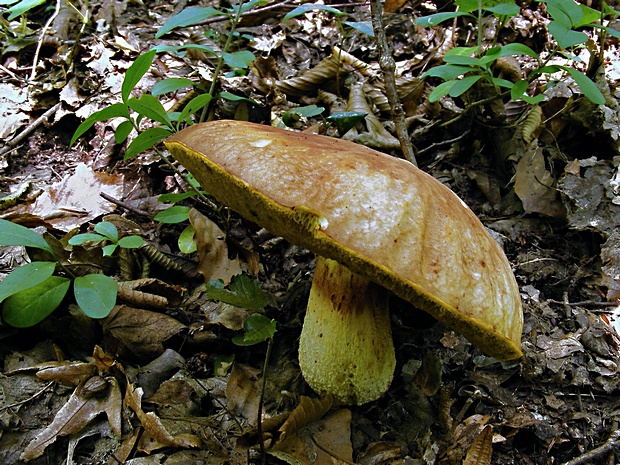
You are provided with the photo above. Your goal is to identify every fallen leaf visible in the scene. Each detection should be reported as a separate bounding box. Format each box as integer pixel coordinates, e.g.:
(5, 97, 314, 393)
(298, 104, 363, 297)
(279, 394, 334, 442)
(226, 363, 261, 426)
(463, 424, 493, 465)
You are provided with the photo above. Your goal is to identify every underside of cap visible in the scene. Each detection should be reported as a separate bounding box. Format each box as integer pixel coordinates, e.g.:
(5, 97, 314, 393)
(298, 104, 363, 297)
(166, 120, 524, 360)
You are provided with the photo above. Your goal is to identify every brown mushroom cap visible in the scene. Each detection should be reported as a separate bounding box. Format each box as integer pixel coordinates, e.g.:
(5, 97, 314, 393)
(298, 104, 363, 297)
(165, 120, 523, 396)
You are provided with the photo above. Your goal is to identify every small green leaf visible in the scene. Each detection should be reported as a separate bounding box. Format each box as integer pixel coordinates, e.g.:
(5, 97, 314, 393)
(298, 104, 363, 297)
(102, 244, 118, 257)
(216, 91, 258, 104)
(282, 105, 325, 125)
(94, 222, 119, 242)
(492, 77, 514, 89)
(2, 276, 70, 327)
(326, 111, 367, 136)
(152, 78, 195, 96)
(154, 205, 191, 223)
(122, 50, 157, 103)
(158, 191, 200, 203)
(205, 274, 269, 311)
(124, 127, 172, 160)
(344, 21, 374, 37)
(232, 314, 277, 346)
(114, 120, 134, 144)
(214, 353, 235, 376)
(178, 225, 197, 254)
(449, 75, 484, 97)
(0, 219, 54, 255)
(497, 43, 539, 60)
(6, 0, 45, 20)
(521, 94, 546, 104)
(442, 55, 482, 66)
(283, 3, 345, 22)
(71, 103, 131, 146)
(548, 21, 588, 48)
(422, 64, 473, 80)
(428, 80, 458, 102)
(415, 11, 475, 27)
(127, 94, 173, 128)
(483, 3, 520, 17)
(74, 274, 118, 319)
(153, 44, 216, 57)
(222, 50, 256, 69)
(68, 233, 108, 245)
(178, 93, 213, 125)
(510, 79, 528, 100)
(156, 7, 225, 38)
(0, 261, 56, 303)
(118, 235, 145, 249)
(573, 4, 602, 28)
(546, 0, 583, 28)
(563, 67, 605, 105)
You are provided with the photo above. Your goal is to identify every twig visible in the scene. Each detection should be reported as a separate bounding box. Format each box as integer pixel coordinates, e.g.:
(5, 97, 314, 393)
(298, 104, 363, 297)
(0, 381, 54, 413)
(563, 429, 620, 465)
(99, 192, 150, 217)
(0, 103, 61, 158)
(30, 0, 61, 81)
(369, 0, 418, 166)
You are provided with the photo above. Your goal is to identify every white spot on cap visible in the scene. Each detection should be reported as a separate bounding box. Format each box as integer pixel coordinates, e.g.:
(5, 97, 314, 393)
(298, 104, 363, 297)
(250, 139, 273, 148)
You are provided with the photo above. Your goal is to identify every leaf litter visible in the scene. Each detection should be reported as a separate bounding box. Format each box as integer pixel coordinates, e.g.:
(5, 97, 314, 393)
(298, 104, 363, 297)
(1, 0, 620, 464)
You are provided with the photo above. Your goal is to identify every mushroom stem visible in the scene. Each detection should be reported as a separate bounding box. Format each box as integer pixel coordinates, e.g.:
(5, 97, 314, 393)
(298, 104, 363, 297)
(299, 257, 396, 405)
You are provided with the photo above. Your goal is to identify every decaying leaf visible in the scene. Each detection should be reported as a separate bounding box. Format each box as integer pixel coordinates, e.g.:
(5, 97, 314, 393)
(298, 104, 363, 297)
(20, 376, 122, 461)
(463, 424, 494, 465)
(515, 148, 566, 218)
(279, 394, 334, 442)
(226, 363, 261, 426)
(103, 305, 186, 361)
(269, 409, 353, 465)
(117, 278, 185, 308)
(343, 83, 400, 150)
(189, 208, 241, 285)
(124, 382, 201, 451)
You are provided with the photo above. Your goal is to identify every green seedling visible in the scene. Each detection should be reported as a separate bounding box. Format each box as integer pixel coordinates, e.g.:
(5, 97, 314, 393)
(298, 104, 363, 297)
(0, 219, 118, 327)
(416, 0, 619, 105)
(68, 221, 144, 257)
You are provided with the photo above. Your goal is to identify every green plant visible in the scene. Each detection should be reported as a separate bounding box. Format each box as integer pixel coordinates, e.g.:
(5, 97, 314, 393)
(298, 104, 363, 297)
(1, 0, 47, 20)
(416, 0, 620, 105)
(68, 221, 144, 256)
(0, 219, 118, 327)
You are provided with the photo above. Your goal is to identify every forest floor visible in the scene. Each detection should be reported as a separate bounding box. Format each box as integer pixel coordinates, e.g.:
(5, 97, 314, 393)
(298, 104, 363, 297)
(1, 0, 620, 464)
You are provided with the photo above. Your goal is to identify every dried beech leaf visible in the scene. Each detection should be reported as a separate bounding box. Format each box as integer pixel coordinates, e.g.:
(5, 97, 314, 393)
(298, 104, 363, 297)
(279, 394, 334, 442)
(226, 363, 261, 425)
(20, 376, 122, 461)
(124, 382, 201, 450)
(189, 208, 241, 285)
(515, 148, 566, 218)
(270, 409, 352, 465)
(103, 305, 186, 361)
(35, 362, 97, 385)
(463, 425, 494, 465)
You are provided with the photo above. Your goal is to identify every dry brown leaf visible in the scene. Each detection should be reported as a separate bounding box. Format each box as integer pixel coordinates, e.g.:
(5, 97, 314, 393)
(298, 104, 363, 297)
(384, 0, 409, 13)
(515, 148, 566, 218)
(269, 409, 353, 465)
(103, 305, 186, 361)
(124, 382, 201, 451)
(20, 376, 122, 461)
(357, 441, 402, 464)
(463, 424, 494, 465)
(118, 278, 185, 308)
(189, 208, 241, 285)
(279, 394, 334, 442)
(35, 362, 97, 385)
(226, 363, 261, 426)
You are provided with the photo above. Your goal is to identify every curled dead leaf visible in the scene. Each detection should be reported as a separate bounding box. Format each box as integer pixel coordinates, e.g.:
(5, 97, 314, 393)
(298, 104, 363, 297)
(279, 394, 334, 442)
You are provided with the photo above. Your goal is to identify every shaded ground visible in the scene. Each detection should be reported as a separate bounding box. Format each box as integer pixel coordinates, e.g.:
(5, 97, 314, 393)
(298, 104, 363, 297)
(1, 0, 620, 464)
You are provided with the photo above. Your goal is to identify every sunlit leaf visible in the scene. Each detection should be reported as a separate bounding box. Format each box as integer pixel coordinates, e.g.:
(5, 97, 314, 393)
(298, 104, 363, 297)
(2, 276, 70, 327)
(449, 75, 484, 97)
(114, 120, 134, 144)
(127, 94, 173, 129)
(177, 93, 213, 125)
(152, 78, 195, 96)
(548, 21, 588, 48)
(6, 0, 45, 20)
(102, 244, 118, 257)
(563, 67, 605, 104)
(118, 235, 145, 249)
(156, 7, 225, 38)
(415, 11, 474, 27)
(122, 50, 156, 102)
(178, 225, 197, 254)
(428, 80, 458, 102)
(484, 3, 520, 17)
(326, 111, 367, 135)
(74, 274, 118, 319)
(344, 21, 374, 37)
(71, 103, 131, 146)
(422, 64, 473, 80)
(222, 50, 256, 69)
(68, 233, 107, 245)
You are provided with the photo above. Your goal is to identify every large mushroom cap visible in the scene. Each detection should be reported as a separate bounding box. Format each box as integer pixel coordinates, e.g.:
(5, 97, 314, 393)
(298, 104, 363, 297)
(166, 120, 523, 361)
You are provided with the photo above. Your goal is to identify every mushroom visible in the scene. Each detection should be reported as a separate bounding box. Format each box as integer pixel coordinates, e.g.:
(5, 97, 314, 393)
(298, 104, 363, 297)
(165, 120, 523, 405)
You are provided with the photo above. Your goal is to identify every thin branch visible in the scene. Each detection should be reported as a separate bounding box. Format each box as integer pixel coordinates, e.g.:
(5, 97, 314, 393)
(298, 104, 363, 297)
(369, 0, 417, 166)
(562, 428, 620, 465)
